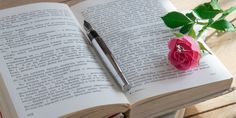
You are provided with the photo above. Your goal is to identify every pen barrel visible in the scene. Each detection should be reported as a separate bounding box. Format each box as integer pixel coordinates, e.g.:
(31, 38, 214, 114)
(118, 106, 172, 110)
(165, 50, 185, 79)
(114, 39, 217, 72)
(91, 38, 131, 91)
(107, 53, 131, 91)
(83, 20, 131, 91)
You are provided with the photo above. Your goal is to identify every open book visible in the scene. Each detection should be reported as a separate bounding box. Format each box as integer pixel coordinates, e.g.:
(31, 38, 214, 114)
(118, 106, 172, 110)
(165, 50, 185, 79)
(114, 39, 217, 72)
(1, 88, 186, 118)
(0, 0, 233, 118)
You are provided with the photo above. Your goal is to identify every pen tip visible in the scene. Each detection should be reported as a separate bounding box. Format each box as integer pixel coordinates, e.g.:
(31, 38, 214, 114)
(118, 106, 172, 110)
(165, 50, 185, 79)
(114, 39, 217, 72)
(84, 20, 88, 24)
(84, 20, 92, 30)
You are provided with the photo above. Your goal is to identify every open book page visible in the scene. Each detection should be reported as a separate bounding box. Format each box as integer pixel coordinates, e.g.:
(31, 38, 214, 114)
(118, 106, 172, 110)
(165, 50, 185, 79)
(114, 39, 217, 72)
(0, 3, 129, 118)
(71, 0, 232, 103)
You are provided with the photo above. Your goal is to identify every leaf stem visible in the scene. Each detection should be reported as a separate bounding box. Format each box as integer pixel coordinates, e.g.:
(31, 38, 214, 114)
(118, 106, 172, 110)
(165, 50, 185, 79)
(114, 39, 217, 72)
(197, 26, 208, 39)
(196, 21, 208, 25)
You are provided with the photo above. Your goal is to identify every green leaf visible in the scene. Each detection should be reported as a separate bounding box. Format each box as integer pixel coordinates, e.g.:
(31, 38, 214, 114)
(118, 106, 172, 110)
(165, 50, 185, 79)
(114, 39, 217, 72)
(174, 32, 184, 37)
(220, 6, 236, 19)
(188, 28, 197, 39)
(186, 12, 196, 21)
(180, 23, 194, 34)
(161, 11, 192, 28)
(210, 0, 221, 10)
(193, 3, 222, 19)
(210, 19, 235, 31)
(198, 41, 212, 54)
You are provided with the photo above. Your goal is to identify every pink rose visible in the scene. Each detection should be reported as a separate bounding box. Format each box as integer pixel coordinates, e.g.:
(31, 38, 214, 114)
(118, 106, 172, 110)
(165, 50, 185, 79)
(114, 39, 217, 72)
(168, 36, 201, 70)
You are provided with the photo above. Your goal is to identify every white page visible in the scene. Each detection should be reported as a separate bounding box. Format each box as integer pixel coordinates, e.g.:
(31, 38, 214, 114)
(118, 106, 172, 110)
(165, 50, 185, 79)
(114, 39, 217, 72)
(0, 3, 129, 118)
(71, 0, 232, 103)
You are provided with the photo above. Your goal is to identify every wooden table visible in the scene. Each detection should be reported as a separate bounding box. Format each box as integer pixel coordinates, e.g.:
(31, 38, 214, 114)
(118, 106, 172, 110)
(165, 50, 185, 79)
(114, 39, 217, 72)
(0, 0, 236, 118)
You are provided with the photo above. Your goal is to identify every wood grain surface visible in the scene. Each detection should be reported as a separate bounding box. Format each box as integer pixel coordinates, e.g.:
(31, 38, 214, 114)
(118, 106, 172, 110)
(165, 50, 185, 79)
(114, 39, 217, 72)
(0, 0, 236, 118)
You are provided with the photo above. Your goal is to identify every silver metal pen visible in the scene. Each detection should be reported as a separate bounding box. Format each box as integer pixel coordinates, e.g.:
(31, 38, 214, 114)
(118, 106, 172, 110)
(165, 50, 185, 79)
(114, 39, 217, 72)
(83, 20, 131, 91)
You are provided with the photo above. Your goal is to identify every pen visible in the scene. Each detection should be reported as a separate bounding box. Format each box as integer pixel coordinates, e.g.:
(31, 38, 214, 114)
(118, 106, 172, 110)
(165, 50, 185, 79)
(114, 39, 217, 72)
(83, 20, 131, 91)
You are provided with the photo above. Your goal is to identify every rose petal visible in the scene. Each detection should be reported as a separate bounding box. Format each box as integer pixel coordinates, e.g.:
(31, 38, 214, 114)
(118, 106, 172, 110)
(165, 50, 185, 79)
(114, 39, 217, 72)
(168, 39, 178, 50)
(168, 35, 201, 70)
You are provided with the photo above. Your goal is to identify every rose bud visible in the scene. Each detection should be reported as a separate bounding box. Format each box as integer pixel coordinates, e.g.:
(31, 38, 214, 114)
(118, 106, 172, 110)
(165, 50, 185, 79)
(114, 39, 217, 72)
(168, 36, 201, 70)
